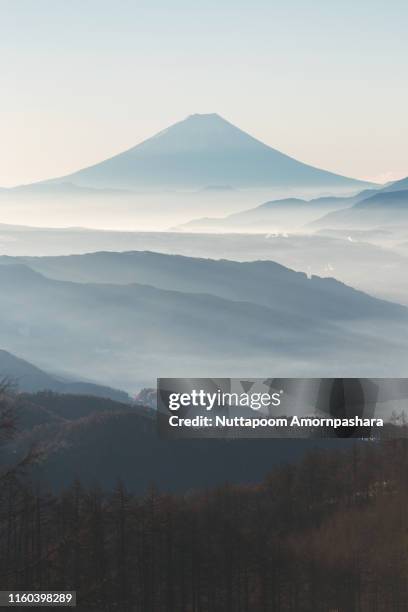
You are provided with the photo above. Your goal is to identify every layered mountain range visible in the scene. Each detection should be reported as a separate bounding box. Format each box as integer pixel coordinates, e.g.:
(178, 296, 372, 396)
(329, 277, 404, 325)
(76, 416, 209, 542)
(176, 177, 408, 233)
(311, 189, 408, 229)
(0, 251, 407, 391)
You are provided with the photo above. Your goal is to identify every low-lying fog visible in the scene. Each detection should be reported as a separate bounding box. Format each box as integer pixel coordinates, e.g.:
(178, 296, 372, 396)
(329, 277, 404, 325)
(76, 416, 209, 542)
(1, 185, 407, 393)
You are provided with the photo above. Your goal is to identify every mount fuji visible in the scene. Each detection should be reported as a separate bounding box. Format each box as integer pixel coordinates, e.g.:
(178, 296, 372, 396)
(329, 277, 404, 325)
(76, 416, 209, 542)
(42, 113, 371, 192)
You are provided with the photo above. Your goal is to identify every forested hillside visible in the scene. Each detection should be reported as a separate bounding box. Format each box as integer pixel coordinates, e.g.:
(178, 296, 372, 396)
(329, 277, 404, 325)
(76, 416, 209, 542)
(1, 386, 408, 610)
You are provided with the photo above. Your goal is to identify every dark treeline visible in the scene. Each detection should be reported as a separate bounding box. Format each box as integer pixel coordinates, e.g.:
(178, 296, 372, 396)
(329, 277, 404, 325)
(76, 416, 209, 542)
(1, 443, 408, 610)
(1, 386, 408, 610)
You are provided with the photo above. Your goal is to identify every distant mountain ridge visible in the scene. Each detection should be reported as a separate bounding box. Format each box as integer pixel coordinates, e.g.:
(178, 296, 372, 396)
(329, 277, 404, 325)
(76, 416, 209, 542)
(311, 188, 408, 229)
(1, 251, 406, 321)
(173, 174, 408, 233)
(381, 176, 408, 193)
(0, 349, 130, 402)
(176, 190, 376, 232)
(34, 114, 371, 192)
(0, 250, 407, 388)
(355, 190, 408, 210)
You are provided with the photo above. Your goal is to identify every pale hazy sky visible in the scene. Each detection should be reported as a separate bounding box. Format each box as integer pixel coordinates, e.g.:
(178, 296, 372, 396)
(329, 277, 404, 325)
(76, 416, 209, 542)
(1, 0, 407, 187)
